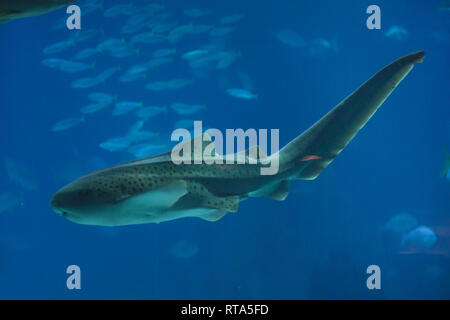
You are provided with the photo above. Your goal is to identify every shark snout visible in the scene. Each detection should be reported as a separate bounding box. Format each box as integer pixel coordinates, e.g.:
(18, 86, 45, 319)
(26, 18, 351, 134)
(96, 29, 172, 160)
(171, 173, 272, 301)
(50, 178, 117, 225)
(50, 190, 71, 217)
(50, 188, 94, 225)
(50, 182, 87, 218)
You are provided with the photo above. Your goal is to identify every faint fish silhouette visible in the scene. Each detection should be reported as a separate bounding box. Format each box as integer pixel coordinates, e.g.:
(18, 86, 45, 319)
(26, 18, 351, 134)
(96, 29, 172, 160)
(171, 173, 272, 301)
(170, 240, 199, 259)
(3, 157, 37, 190)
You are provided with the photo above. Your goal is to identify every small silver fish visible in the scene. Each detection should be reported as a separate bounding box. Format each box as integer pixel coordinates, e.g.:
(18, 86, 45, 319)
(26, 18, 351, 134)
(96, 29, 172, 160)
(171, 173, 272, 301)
(136, 106, 167, 119)
(97, 38, 127, 52)
(275, 29, 306, 48)
(133, 131, 159, 142)
(104, 4, 135, 18)
(110, 47, 139, 58)
(146, 81, 172, 91)
(169, 79, 194, 89)
(119, 72, 146, 83)
(216, 51, 240, 70)
(152, 48, 176, 58)
(168, 25, 194, 42)
(52, 117, 84, 132)
(71, 77, 102, 89)
(59, 61, 94, 73)
(170, 103, 206, 115)
(88, 92, 116, 105)
(128, 143, 167, 158)
(184, 8, 211, 18)
(72, 29, 103, 43)
(220, 13, 245, 25)
(210, 27, 234, 37)
(73, 48, 99, 61)
(385, 26, 408, 40)
(99, 136, 132, 152)
(80, 103, 108, 115)
(182, 49, 209, 60)
(96, 66, 120, 82)
(174, 119, 195, 129)
(41, 58, 66, 69)
(226, 88, 258, 100)
(126, 64, 148, 75)
(112, 101, 143, 116)
(121, 23, 145, 35)
(189, 24, 213, 34)
(131, 32, 165, 44)
(43, 39, 75, 55)
(151, 22, 176, 34)
(146, 57, 173, 69)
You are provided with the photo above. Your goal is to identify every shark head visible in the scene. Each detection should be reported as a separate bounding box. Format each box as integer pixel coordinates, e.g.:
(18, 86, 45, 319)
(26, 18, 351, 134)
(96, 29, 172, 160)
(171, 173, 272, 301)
(50, 159, 189, 226)
(50, 171, 129, 226)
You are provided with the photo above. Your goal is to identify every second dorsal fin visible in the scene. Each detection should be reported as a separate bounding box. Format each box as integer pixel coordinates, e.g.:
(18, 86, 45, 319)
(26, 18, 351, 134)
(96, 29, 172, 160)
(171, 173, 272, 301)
(235, 145, 268, 163)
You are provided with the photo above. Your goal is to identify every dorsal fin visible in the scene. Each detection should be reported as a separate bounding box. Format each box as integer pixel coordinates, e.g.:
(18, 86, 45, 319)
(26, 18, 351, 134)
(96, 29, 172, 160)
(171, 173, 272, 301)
(247, 145, 267, 161)
(174, 133, 216, 162)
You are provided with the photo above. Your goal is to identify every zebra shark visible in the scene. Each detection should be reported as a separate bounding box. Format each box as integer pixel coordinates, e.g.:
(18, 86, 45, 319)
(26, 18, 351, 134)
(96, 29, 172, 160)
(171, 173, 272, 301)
(0, 0, 76, 24)
(50, 51, 425, 226)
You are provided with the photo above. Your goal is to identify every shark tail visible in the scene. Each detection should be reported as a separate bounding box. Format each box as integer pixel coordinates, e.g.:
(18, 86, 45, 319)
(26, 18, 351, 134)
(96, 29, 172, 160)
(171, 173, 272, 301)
(277, 51, 425, 180)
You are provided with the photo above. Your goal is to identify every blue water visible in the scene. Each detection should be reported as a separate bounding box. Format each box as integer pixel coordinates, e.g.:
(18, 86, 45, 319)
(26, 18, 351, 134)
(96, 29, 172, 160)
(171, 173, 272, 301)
(1, 0, 449, 299)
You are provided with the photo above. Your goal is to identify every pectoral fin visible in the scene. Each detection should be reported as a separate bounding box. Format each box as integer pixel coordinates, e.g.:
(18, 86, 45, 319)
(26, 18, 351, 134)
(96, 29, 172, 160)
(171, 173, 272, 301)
(268, 180, 290, 201)
(119, 180, 188, 213)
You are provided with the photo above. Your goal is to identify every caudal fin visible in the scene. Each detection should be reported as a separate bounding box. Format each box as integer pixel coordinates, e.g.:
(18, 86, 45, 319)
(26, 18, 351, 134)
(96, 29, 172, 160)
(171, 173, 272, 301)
(278, 51, 425, 179)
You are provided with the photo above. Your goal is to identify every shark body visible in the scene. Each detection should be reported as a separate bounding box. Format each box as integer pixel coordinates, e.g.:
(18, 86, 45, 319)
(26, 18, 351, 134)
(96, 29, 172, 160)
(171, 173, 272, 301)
(0, 0, 76, 24)
(50, 51, 425, 226)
